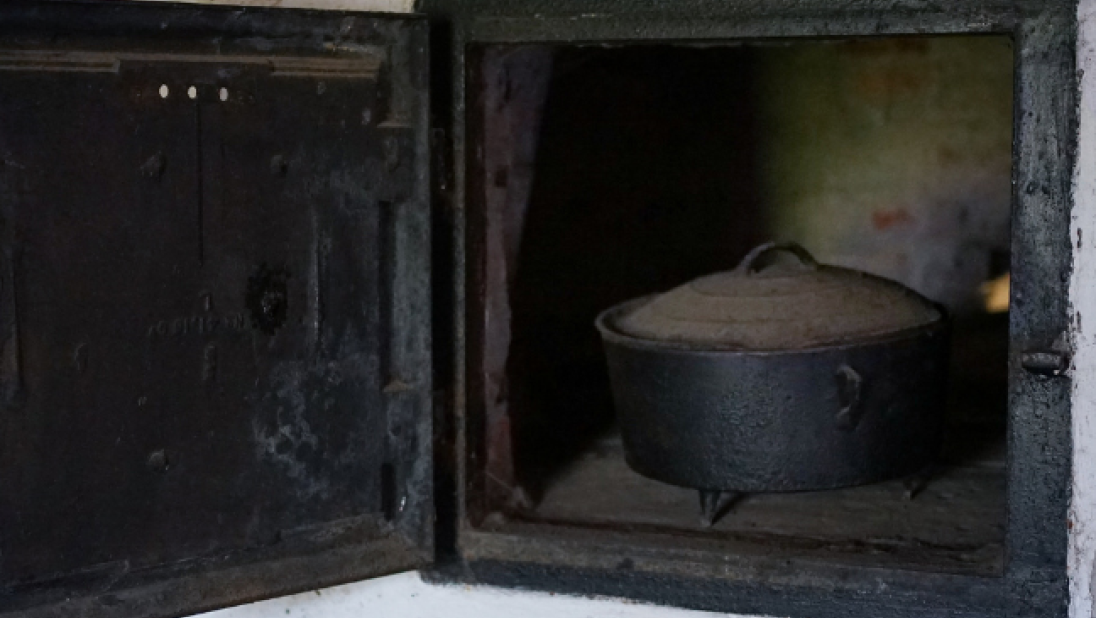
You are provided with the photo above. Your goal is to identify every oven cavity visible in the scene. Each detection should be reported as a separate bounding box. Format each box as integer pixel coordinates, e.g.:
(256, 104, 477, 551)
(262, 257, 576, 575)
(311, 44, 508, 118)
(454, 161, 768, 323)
(468, 37, 1013, 577)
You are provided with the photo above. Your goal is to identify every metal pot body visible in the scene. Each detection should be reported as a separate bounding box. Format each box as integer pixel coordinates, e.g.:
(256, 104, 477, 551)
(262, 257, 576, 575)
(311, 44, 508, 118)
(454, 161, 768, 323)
(597, 300, 950, 493)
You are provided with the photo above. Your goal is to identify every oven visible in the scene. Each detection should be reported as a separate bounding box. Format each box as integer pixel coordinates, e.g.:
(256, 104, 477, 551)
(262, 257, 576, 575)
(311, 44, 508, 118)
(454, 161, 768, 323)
(0, 2, 1077, 618)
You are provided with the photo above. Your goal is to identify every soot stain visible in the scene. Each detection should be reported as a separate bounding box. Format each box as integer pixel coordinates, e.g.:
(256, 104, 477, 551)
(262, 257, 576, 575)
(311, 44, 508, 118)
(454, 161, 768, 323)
(247, 264, 289, 335)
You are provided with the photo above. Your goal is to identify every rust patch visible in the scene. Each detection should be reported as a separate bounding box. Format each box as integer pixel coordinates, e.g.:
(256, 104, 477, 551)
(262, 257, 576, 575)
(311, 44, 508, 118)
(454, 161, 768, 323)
(871, 208, 916, 231)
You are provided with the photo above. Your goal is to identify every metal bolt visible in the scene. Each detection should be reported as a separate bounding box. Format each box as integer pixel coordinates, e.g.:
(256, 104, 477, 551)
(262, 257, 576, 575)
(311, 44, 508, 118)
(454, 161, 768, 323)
(147, 449, 169, 473)
(1020, 349, 1069, 377)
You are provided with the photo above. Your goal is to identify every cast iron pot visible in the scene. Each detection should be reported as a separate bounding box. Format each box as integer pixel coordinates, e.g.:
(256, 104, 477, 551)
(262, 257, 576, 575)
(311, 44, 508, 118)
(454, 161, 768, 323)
(596, 243, 950, 518)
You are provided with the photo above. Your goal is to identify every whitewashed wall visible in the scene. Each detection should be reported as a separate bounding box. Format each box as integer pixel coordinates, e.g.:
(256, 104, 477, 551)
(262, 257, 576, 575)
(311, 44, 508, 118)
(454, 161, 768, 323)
(1072, 2, 1096, 618)
(202, 572, 751, 618)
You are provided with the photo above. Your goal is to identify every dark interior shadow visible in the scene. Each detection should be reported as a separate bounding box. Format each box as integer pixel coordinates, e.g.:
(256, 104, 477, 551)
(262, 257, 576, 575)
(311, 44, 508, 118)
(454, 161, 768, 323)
(505, 46, 768, 502)
(940, 310, 1009, 468)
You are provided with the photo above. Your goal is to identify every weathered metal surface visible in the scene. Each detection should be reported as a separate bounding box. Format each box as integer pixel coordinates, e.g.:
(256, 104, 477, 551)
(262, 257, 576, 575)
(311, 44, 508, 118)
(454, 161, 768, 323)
(0, 2, 431, 617)
(598, 298, 950, 493)
(437, 0, 1043, 43)
(423, 0, 1076, 616)
(1008, 11, 1077, 603)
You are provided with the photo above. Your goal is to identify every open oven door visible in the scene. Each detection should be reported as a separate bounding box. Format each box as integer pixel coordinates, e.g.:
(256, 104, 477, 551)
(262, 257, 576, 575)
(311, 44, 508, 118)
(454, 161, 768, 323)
(0, 2, 432, 617)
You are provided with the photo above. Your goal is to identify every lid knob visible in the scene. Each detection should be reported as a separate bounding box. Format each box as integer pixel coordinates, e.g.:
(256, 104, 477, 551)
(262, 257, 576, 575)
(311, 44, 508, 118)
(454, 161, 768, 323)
(734, 242, 819, 275)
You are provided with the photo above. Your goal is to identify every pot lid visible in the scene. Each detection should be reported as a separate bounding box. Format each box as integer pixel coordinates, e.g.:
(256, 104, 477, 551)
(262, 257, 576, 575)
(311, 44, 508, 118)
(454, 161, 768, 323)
(614, 242, 943, 351)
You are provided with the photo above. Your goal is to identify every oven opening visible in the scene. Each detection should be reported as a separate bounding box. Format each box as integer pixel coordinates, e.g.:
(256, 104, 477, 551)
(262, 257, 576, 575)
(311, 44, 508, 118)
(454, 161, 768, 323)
(470, 35, 1012, 575)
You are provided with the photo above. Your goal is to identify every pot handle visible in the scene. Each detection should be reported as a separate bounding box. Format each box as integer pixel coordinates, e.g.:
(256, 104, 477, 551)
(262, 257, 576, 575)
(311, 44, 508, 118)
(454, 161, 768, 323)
(735, 242, 819, 275)
(835, 365, 863, 430)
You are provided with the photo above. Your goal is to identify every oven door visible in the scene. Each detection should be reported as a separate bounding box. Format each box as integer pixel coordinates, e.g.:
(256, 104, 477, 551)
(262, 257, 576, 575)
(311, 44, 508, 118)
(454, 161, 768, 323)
(0, 3, 431, 617)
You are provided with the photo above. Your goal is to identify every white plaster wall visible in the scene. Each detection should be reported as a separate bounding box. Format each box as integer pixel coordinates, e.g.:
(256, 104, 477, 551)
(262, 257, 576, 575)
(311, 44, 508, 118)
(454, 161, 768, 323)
(201, 572, 765, 618)
(1074, 3, 1096, 618)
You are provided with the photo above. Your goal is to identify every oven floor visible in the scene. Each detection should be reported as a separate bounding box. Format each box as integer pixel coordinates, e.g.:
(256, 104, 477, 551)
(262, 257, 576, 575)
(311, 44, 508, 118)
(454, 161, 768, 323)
(516, 427, 1005, 575)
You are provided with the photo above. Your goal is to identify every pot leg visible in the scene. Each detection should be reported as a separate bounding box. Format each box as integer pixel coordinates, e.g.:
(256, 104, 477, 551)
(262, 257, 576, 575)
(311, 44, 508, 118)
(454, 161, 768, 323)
(699, 490, 741, 527)
(903, 464, 937, 500)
